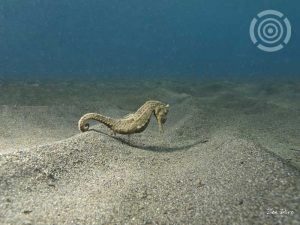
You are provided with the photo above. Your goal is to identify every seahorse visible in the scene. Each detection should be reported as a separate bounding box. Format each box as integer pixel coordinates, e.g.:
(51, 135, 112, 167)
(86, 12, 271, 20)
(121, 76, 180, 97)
(78, 100, 169, 135)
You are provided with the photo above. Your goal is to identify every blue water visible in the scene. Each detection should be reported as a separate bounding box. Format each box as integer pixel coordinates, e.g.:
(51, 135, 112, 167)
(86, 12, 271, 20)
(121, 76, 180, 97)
(0, 0, 299, 79)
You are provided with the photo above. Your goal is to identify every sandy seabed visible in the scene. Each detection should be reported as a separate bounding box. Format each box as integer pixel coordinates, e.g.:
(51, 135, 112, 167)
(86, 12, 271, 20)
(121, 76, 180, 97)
(0, 78, 299, 224)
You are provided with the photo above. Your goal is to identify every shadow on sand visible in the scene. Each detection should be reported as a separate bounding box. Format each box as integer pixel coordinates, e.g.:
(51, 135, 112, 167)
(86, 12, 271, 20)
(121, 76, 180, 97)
(89, 128, 208, 152)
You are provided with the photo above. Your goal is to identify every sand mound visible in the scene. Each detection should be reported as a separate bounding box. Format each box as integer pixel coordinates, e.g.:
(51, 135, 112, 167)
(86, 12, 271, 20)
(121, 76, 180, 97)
(1, 126, 299, 224)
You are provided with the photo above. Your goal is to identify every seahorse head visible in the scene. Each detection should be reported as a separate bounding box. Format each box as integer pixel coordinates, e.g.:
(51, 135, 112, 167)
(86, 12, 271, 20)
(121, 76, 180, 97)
(154, 103, 169, 124)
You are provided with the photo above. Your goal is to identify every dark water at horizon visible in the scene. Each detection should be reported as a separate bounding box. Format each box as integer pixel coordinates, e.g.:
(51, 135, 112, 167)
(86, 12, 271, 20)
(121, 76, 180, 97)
(0, 0, 299, 79)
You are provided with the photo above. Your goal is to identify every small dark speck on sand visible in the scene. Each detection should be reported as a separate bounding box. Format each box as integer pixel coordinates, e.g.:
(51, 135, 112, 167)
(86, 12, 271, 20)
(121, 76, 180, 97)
(197, 179, 205, 187)
(47, 183, 56, 188)
(23, 210, 32, 214)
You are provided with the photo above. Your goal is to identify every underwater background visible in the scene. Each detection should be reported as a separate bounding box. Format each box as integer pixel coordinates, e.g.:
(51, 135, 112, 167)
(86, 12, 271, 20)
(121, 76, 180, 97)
(0, 1, 300, 224)
(0, 0, 299, 79)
